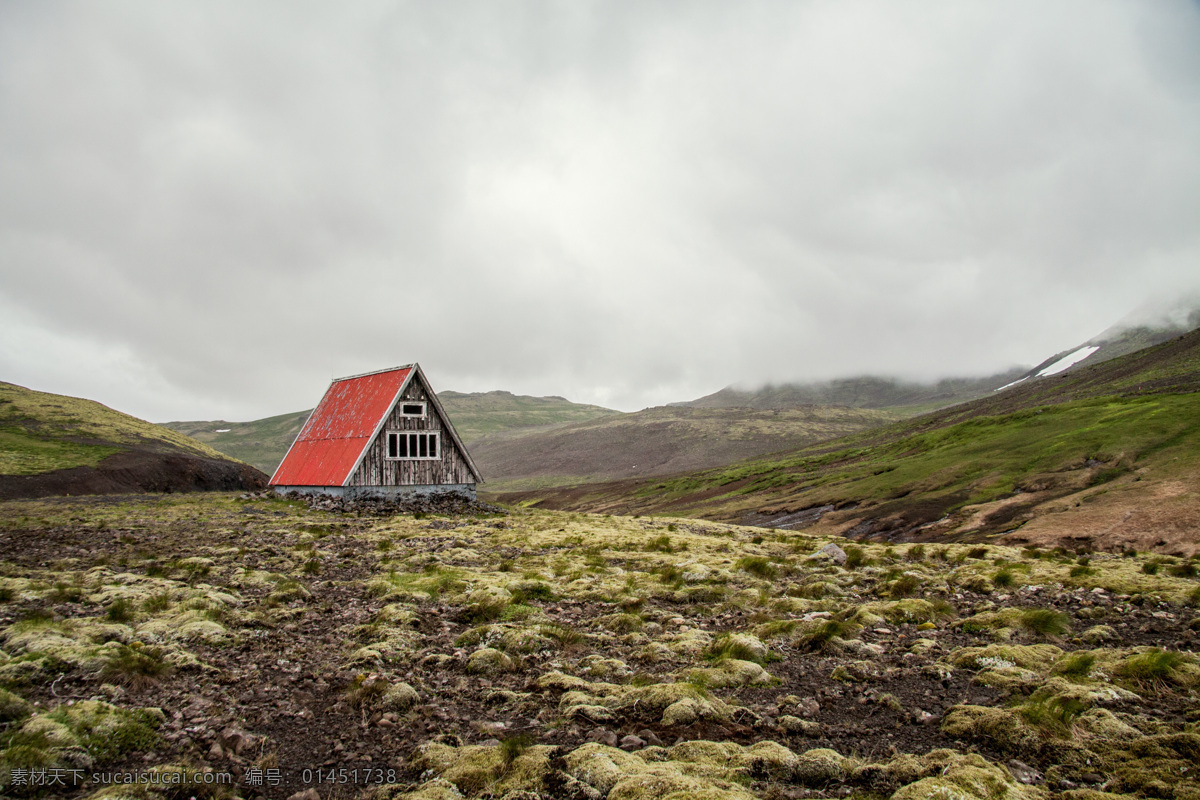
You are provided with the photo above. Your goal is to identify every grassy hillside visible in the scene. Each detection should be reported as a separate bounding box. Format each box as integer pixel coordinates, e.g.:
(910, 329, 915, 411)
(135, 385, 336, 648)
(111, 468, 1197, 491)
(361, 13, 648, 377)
(165, 391, 618, 475)
(472, 405, 898, 491)
(164, 410, 313, 476)
(0, 382, 235, 476)
(500, 329, 1200, 553)
(437, 390, 618, 441)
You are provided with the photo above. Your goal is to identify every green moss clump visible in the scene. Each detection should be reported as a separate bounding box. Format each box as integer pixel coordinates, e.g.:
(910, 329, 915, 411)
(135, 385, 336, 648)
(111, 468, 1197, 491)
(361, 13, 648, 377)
(704, 633, 769, 664)
(595, 613, 644, 634)
(941, 705, 1045, 758)
(949, 643, 1064, 674)
(0, 688, 31, 723)
(862, 599, 937, 623)
(1102, 732, 1200, 798)
(1019, 608, 1072, 637)
(381, 681, 419, 712)
(683, 658, 774, 689)
(0, 700, 162, 782)
(466, 647, 517, 675)
(1114, 648, 1196, 690)
(890, 751, 1043, 800)
(792, 748, 846, 785)
(48, 701, 162, 763)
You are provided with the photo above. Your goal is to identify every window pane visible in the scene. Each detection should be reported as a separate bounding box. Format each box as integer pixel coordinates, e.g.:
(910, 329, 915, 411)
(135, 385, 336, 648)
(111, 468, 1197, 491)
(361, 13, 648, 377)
(429, 435, 437, 458)
(409, 434, 417, 458)
(398, 434, 407, 458)
(419, 434, 428, 457)
(402, 404, 423, 416)
(388, 433, 397, 458)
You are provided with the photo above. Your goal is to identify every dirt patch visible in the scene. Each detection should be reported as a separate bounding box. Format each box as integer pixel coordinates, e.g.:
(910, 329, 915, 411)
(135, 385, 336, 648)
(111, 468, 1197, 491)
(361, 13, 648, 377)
(0, 449, 267, 500)
(1001, 474, 1200, 557)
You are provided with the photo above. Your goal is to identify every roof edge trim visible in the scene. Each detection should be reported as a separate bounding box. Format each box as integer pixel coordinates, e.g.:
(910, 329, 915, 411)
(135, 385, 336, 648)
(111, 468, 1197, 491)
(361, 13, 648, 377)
(333, 364, 415, 383)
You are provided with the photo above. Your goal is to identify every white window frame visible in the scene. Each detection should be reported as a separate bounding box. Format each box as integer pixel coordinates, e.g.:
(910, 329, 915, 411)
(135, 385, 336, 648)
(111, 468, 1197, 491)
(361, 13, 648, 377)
(398, 401, 426, 418)
(385, 431, 440, 460)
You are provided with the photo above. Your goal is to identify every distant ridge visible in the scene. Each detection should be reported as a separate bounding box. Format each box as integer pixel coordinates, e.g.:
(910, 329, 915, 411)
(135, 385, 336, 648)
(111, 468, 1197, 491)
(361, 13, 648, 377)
(683, 297, 1200, 413)
(680, 370, 1026, 414)
(468, 404, 898, 491)
(165, 390, 617, 475)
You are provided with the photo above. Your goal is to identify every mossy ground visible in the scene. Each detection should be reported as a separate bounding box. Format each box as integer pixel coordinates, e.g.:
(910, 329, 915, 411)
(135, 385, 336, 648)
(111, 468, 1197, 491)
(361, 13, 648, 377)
(0, 492, 1196, 798)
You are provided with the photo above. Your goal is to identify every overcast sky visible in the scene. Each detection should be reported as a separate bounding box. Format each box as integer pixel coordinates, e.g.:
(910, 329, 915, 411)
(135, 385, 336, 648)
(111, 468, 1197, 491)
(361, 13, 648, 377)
(2, 1, 1199, 420)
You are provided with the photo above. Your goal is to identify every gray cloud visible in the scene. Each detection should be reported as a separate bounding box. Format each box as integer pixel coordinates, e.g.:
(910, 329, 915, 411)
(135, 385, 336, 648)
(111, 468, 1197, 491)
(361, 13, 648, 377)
(2, 0, 1199, 419)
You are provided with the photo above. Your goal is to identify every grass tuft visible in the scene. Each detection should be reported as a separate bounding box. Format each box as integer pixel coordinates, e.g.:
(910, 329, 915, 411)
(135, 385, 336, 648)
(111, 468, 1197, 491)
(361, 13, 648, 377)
(794, 619, 856, 653)
(1019, 608, 1071, 637)
(499, 733, 532, 767)
(105, 598, 133, 622)
(1052, 652, 1096, 680)
(98, 644, 173, 689)
(643, 534, 676, 553)
(1116, 649, 1190, 690)
(889, 574, 921, 598)
(736, 556, 777, 579)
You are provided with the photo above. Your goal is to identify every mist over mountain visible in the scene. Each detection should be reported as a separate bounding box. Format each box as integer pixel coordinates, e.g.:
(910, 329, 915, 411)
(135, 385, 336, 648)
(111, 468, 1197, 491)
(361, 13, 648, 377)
(1005, 292, 1200, 391)
(684, 296, 1200, 413)
(679, 371, 1027, 414)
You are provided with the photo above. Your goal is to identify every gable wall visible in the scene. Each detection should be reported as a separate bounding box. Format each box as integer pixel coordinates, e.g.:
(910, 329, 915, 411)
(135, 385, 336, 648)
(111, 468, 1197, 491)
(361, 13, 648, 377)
(347, 376, 476, 487)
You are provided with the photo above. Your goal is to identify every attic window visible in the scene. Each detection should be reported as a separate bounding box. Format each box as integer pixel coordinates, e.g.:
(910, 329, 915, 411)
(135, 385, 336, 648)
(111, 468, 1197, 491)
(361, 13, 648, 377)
(386, 431, 439, 460)
(400, 402, 426, 417)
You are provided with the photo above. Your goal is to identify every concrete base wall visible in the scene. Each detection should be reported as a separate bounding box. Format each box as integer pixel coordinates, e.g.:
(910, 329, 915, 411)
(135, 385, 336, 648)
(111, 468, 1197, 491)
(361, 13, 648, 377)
(272, 484, 476, 501)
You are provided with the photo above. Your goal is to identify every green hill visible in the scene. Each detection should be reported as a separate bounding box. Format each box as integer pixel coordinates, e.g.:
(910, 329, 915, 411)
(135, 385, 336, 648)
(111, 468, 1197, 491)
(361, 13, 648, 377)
(498, 329, 1200, 554)
(437, 390, 618, 441)
(0, 382, 235, 475)
(164, 410, 313, 476)
(0, 382, 265, 498)
(164, 391, 618, 476)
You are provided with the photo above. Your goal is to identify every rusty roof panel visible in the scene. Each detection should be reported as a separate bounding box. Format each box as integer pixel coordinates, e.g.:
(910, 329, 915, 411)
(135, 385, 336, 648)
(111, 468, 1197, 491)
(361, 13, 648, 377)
(269, 366, 411, 486)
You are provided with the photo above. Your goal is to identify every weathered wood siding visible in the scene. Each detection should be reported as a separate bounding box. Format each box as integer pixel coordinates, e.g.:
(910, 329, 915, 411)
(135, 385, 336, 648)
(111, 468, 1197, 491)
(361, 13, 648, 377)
(348, 376, 475, 487)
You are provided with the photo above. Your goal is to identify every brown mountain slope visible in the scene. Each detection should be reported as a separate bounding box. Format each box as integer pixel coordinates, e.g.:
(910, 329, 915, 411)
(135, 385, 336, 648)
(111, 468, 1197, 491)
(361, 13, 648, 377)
(495, 329, 1200, 554)
(471, 405, 897, 491)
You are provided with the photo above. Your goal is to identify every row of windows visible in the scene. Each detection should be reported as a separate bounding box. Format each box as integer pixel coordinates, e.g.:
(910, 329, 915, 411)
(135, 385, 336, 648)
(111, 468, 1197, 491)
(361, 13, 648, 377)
(386, 431, 439, 460)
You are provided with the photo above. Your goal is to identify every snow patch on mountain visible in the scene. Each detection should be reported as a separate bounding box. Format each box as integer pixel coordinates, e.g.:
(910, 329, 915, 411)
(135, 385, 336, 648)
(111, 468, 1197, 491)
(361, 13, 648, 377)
(1037, 346, 1100, 377)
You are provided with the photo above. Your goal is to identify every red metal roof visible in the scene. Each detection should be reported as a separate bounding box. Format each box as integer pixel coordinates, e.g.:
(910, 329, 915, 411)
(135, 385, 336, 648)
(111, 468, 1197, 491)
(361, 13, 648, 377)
(269, 366, 412, 486)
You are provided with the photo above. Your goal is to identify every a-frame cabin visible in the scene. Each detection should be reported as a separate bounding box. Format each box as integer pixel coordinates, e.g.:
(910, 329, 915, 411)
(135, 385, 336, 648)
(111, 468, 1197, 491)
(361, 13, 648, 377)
(269, 364, 483, 499)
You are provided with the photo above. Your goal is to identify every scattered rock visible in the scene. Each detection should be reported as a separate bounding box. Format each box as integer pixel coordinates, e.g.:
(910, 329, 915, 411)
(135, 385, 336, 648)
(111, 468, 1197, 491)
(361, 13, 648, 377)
(1007, 759, 1041, 785)
(618, 734, 645, 751)
(587, 728, 619, 747)
(814, 543, 848, 565)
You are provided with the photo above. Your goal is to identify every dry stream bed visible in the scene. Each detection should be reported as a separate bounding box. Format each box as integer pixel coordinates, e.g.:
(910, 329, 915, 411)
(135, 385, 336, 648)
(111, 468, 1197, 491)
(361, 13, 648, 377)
(0, 492, 1197, 800)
